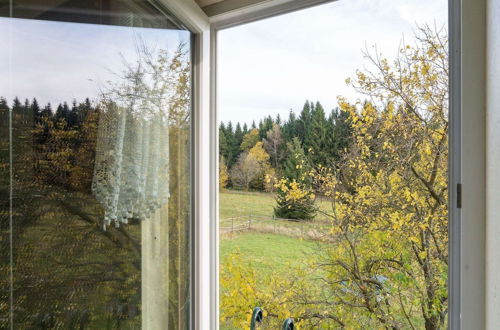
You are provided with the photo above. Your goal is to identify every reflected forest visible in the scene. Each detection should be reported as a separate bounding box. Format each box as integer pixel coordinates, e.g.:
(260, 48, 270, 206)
(0, 44, 191, 328)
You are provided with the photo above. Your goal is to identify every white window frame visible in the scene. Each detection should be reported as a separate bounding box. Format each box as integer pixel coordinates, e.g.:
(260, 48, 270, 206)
(161, 0, 488, 328)
(155, 1, 212, 328)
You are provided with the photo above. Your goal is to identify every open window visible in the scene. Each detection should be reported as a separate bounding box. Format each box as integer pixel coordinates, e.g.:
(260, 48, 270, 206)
(213, 1, 457, 329)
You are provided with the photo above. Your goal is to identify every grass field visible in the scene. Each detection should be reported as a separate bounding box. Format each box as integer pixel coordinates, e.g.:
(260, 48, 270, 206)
(219, 190, 332, 220)
(220, 232, 319, 279)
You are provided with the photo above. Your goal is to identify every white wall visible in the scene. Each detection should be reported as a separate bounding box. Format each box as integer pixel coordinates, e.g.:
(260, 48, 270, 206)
(486, 0, 500, 328)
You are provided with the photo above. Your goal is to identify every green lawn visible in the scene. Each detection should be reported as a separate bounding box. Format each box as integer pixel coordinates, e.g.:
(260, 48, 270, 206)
(220, 232, 319, 279)
(219, 190, 276, 219)
(219, 190, 333, 220)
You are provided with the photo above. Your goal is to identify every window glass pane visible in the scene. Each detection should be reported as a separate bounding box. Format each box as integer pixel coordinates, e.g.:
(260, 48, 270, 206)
(0, 1, 192, 328)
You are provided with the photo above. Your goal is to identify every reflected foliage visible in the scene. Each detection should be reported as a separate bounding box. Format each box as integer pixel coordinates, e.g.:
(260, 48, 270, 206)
(1, 43, 191, 329)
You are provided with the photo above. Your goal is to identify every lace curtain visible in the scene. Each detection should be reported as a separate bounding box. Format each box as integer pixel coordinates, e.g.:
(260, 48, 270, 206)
(92, 102, 169, 229)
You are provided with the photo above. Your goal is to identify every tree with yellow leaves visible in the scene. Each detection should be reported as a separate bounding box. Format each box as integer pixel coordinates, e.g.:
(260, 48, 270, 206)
(240, 128, 261, 151)
(230, 141, 272, 190)
(219, 156, 229, 190)
(220, 25, 449, 329)
(311, 25, 449, 329)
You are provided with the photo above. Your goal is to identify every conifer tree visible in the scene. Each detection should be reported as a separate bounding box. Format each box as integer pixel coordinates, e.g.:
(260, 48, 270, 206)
(274, 137, 316, 220)
(307, 102, 328, 165)
(283, 137, 311, 185)
(327, 108, 352, 161)
(55, 102, 70, 123)
(219, 124, 229, 163)
(225, 121, 236, 166)
(260, 115, 274, 139)
(67, 100, 79, 127)
(275, 113, 281, 126)
(297, 100, 312, 144)
(40, 103, 52, 118)
(232, 123, 244, 166)
(30, 98, 41, 123)
(282, 110, 298, 142)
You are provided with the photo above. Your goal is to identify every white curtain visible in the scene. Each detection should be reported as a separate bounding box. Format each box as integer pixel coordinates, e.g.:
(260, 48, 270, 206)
(92, 102, 170, 229)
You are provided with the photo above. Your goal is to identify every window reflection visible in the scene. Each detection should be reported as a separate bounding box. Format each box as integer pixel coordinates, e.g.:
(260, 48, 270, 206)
(0, 1, 192, 329)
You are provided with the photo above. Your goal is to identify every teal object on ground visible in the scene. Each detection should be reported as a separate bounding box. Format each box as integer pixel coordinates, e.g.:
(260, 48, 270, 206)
(282, 318, 294, 330)
(250, 307, 263, 329)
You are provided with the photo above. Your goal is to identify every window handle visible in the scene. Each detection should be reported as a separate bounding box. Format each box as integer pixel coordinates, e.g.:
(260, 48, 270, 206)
(250, 307, 263, 329)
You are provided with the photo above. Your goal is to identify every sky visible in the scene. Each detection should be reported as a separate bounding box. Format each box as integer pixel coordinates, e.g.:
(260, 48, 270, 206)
(0, 0, 447, 124)
(218, 0, 448, 125)
(0, 17, 189, 107)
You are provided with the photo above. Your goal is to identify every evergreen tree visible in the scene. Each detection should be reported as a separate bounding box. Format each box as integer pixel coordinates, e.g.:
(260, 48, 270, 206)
(76, 98, 93, 125)
(40, 103, 52, 118)
(327, 108, 352, 162)
(273, 181, 317, 220)
(225, 122, 236, 167)
(220, 121, 226, 136)
(11, 97, 34, 181)
(30, 98, 41, 123)
(67, 100, 79, 127)
(297, 100, 313, 144)
(232, 123, 244, 166)
(274, 135, 316, 220)
(219, 123, 229, 162)
(275, 114, 282, 126)
(0, 98, 9, 152)
(55, 102, 70, 123)
(259, 115, 274, 139)
(282, 110, 298, 142)
(283, 137, 311, 185)
(242, 123, 248, 135)
(307, 102, 328, 165)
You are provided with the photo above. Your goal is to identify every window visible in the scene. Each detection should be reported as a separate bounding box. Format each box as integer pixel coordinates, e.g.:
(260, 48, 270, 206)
(216, 1, 452, 329)
(0, 1, 193, 328)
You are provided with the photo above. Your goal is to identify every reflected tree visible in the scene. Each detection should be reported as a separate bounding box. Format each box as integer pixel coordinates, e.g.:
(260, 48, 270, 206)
(0, 40, 191, 329)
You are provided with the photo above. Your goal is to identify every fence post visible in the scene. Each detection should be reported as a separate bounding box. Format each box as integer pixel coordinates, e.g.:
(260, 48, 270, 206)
(231, 218, 234, 235)
(274, 216, 277, 233)
(248, 214, 251, 230)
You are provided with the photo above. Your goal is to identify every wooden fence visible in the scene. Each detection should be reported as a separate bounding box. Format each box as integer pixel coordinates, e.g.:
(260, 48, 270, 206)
(219, 215, 332, 240)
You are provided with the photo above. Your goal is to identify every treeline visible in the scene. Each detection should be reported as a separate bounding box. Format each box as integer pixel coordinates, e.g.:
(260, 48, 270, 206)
(219, 100, 351, 191)
(0, 96, 99, 192)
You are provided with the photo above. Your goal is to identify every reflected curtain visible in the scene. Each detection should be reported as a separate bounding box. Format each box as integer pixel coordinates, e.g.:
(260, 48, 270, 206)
(92, 103, 169, 229)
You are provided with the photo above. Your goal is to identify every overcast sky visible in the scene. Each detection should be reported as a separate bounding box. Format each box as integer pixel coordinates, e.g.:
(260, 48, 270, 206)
(0, 0, 447, 125)
(218, 0, 448, 125)
(0, 17, 189, 107)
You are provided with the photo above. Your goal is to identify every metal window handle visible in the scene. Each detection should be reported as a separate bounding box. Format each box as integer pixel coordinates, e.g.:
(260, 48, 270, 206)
(249, 307, 294, 330)
(282, 318, 294, 330)
(250, 307, 263, 329)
